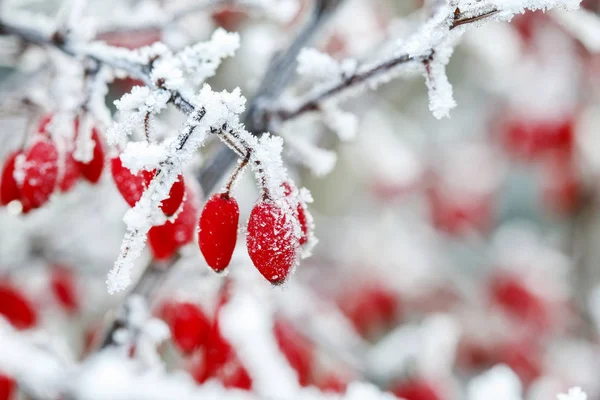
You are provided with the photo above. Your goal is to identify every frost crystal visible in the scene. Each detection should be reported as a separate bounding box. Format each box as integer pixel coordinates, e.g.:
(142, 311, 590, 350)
(558, 387, 588, 400)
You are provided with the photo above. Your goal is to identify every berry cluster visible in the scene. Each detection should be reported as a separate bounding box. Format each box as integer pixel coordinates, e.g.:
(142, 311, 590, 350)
(0, 114, 105, 213)
(198, 179, 312, 285)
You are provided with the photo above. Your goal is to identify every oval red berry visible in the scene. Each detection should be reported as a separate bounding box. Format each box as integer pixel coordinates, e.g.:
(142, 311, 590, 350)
(21, 137, 59, 209)
(199, 193, 239, 273)
(0, 282, 37, 330)
(0, 151, 23, 205)
(50, 266, 79, 313)
(246, 201, 298, 284)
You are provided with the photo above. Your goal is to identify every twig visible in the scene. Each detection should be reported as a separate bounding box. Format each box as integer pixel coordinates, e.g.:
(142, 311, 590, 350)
(198, 0, 343, 194)
(270, 7, 501, 123)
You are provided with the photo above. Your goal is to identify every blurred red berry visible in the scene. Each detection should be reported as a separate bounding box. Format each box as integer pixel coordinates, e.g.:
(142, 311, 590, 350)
(274, 319, 314, 386)
(160, 301, 211, 354)
(391, 379, 441, 400)
(20, 137, 59, 210)
(0, 374, 15, 400)
(50, 266, 79, 313)
(0, 282, 37, 330)
(338, 282, 401, 339)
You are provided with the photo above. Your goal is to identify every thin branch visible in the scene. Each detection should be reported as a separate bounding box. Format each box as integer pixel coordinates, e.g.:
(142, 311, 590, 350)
(271, 6, 501, 123)
(0, 18, 196, 115)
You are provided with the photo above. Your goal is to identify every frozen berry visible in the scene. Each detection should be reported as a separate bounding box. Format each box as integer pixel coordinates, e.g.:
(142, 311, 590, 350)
(111, 156, 152, 207)
(159, 174, 185, 216)
(21, 137, 59, 209)
(148, 186, 198, 260)
(198, 193, 239, 272)
(246, 201, 298, 284)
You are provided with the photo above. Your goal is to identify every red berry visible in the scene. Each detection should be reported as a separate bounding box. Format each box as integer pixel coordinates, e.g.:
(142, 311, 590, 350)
(158, 174, 185, 216)
(198, 193, 239, 273)
(0, 374, 15, 400)
(160, 301, 211, 354)
(111, 156, 184, 215)
(76, 128, 105, 184)
(274, 319, 313, 386)
(148, 186, 198, 260)
(0, 151, 23, 206)
(0, 282, 37, 330)
(50, 266, 78, 313)
(246, 201, 298, 284)
(338, 282, 401, 339)
(111, 156, 152, 207)
(21, 137, 59, 210)
(58, 149, 80, 192)
(391, 379, 441, 400)
(194, 311, 252, 390)
(489, 274, 547, 329)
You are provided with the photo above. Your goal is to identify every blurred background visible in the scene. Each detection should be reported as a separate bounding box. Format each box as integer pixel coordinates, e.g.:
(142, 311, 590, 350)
(1, 0, 600, 399)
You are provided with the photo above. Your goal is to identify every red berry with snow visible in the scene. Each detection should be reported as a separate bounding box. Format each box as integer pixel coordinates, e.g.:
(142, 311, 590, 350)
(0, 282, 37, 330)
(158, 174, 185, 216)
(148, 186, 198, 260)
(58, 149, 80, 192)
(111, 156, 184, 215)
(391, 379, 441, 400)
(111, 156, 153, 207)
(198, 193, 239, 273)
(246, 201, 298, 284)
(160, 301, 211, 354)
(21, 137, 59, 210)
(0, 151, 23, 206)
(76, 128, 105, 184)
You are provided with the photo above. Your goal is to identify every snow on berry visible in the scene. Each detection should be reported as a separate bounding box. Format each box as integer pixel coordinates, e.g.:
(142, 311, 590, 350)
(76, 127, 105, 184)
(198, 193, 240, 273)
(0, 151, 23, 206)
(58, 148, 81, 192)
(148, 185, 198, 260)
(159, 174, 185, 216)
(20, 136, 59, 210)
(111, 155, 154, 208)
(111, 155, 184, 215)
(246, 201, 299, 285)
(0, 282, 37, 330)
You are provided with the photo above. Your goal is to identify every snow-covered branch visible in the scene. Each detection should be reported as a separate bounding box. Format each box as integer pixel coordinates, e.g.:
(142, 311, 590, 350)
(274, 0, 582, 122)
